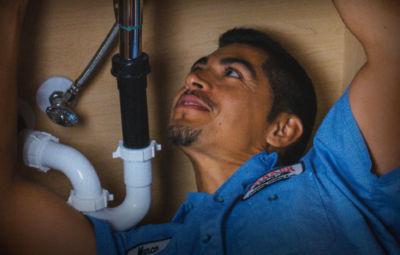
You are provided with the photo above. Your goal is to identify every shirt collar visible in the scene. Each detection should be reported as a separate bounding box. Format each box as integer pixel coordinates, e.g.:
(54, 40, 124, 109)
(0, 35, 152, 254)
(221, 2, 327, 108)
(186, 151, 278, 206)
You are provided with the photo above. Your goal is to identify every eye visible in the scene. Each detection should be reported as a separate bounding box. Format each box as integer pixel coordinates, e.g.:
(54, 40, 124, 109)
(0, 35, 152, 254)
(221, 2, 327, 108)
(225, 68, 241, 79)
(191, 65, 203, 72)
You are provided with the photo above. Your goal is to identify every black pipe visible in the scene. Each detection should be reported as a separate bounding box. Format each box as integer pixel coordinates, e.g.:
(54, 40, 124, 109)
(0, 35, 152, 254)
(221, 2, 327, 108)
(111, 53, 150, 148)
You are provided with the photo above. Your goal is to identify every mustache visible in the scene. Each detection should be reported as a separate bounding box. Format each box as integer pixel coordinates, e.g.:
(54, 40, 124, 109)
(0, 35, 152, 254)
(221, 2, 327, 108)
(177, 90, 216, 111)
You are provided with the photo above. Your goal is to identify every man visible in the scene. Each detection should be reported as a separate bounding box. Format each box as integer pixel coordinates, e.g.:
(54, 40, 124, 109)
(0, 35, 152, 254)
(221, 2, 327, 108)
(1, 0, 399, 254)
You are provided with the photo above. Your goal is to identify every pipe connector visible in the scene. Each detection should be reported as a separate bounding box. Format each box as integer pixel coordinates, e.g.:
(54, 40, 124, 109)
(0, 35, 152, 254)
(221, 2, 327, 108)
(113, 140, 161, 162)
(23, 130, 59, 172)
(113, 140, 161, 188)
(68, 189, 114, 212)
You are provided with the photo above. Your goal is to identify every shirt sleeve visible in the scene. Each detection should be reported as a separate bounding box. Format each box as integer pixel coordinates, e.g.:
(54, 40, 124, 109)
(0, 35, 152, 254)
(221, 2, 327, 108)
(313, 87, 373, 185)
(311, 86, 400, 243)
(86, 216, 120, 255)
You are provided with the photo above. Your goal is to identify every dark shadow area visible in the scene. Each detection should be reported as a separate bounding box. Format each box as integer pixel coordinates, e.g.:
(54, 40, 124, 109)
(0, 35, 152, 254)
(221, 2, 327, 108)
(18, 0, 46, 105)
(140, 0, 184, 224)
(16, 0, 75, 199)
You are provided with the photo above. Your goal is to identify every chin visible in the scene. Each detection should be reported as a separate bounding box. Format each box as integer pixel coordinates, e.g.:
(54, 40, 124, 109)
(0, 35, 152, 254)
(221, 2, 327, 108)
(167, 124, 202, 147)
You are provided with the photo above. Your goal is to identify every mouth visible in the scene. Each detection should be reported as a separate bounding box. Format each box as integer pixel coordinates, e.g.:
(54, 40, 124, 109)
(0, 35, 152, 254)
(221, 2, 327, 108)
(176, 93, 212, 112)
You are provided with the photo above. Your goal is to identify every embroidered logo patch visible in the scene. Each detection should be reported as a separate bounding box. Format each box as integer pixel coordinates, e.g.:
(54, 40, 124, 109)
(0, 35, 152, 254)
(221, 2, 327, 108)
(242, 162, 304, 200)
(127, 238, 171, 255)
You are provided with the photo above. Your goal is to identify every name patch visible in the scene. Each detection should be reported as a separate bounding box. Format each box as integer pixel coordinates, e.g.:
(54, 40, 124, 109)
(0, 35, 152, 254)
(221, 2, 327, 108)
(127, 238, 171, 255)
(242, 162, 304, 200)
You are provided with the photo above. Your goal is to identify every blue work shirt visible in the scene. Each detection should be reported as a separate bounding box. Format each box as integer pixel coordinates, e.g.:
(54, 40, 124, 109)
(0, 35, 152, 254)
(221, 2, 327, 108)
(88, 89, 400, 254)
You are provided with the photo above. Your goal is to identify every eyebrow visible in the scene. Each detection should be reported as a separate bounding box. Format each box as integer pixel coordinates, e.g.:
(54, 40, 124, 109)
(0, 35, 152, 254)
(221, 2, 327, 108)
(190, 56, 208, 71)
(190, 56, 257, 80)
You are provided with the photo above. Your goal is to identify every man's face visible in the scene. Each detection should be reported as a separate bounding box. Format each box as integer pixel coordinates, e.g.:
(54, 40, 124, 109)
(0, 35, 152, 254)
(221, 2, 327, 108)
(168, 44, 274, 159)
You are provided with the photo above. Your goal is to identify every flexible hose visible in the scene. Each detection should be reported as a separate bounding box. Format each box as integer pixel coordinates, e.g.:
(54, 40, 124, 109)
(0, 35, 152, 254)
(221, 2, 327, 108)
(71, 23, 119, 93)
(66, 0, 120, 95)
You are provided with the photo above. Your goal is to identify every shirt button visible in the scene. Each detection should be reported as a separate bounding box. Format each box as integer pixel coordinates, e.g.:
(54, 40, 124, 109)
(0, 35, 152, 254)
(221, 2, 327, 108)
(214, 195, 224, 203)
(202, 233, 211, 243)
(268, 194, 278, 201)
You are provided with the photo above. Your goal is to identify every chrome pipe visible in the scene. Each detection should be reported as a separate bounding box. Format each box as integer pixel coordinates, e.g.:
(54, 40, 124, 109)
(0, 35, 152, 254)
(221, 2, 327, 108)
(119, 0, 143, 59)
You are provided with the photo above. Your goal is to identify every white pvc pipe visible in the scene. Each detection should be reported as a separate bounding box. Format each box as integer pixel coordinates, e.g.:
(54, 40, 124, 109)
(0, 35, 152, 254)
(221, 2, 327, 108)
(86, 158, 153, 231)
(23, 130, 160, 231)
(23, 130, 110, 211)
(41, 142, 103, 199)
(86, 185, 151, 231)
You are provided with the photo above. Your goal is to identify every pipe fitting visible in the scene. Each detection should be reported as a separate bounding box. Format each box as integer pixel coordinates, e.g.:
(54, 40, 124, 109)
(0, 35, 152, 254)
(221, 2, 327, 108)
(86, 140, 161, 231)
(22, 130, 161, 230)
(22, 130, 112, 212)
(113, 140, 161, 162)
(23, 130, 59, 172)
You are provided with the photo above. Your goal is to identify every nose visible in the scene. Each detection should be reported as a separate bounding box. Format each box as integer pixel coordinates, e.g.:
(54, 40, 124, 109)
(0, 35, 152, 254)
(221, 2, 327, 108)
(184, 71, 212, 91)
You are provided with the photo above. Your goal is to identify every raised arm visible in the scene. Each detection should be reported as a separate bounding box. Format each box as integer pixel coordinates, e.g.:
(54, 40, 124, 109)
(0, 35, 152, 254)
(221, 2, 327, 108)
(0, 2, 96, 254)
(333, 0, 400, 175)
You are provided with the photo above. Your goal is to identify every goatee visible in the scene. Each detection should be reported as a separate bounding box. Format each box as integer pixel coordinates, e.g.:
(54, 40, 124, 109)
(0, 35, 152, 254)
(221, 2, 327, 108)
(167, 125, 202, 146)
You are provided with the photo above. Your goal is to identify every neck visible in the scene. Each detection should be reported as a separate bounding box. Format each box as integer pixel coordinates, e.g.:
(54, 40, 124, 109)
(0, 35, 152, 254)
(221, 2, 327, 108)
(182, 147, 258, 194)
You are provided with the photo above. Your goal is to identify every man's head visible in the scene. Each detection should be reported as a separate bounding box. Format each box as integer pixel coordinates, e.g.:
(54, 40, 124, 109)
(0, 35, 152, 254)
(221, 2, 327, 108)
(168, 28, 316, 165)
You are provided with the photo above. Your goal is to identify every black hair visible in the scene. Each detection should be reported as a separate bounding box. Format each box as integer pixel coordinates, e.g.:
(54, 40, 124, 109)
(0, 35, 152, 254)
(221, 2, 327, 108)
(219, 28, 317, 165)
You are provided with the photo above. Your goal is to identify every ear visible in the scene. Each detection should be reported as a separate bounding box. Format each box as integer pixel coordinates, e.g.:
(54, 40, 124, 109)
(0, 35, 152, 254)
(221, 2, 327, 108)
(264, 113, 303, 152)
